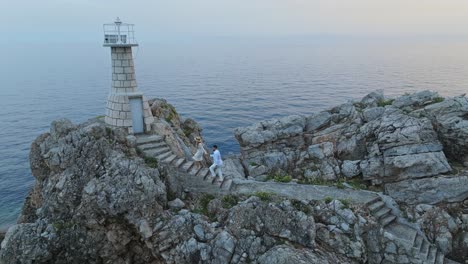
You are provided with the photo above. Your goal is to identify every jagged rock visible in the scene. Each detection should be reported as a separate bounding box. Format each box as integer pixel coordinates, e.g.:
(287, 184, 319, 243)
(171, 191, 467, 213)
(341, 160, 361, 178)
(422, 96, 468, 163)
(360, 90, 384, 108)
(227, 199, 316, 247)
(305, 112, 332, 132)
(235, 115, 305, 147)
(1, 119, 167, 264)
(257, 245, 350, 264)
(211, 231, 236, 264)
(362, 107, 385, 122)
(385, 176, 468, 204)
(149, 98, 206, 161)
(392, 90, 440, 110)
(235, 91, 459, 185)
(222, 158, 245, 180)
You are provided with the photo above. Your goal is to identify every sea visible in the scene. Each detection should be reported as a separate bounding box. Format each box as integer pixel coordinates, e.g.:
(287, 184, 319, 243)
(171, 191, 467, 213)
(1, 37, 467, 230)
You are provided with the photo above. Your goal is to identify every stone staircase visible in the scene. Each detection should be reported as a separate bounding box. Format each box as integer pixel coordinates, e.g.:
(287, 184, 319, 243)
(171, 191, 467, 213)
(366, 196, 449, 264)
(136, 134, 233, 191)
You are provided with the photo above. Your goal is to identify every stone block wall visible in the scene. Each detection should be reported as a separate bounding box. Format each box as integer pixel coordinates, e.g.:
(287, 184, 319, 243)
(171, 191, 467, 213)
(105, 47, 154, 134)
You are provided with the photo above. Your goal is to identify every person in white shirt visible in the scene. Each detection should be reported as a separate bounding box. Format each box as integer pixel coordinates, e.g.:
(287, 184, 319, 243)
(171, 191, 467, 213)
(209, 145, 223, 181)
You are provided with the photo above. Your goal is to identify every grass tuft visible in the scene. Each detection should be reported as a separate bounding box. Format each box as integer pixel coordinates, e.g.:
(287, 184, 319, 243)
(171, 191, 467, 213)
(222, 195, 239, 209)
(252, 191, 273, 202)
(144, 156, 158, 168)
(377, 99, 395, 107)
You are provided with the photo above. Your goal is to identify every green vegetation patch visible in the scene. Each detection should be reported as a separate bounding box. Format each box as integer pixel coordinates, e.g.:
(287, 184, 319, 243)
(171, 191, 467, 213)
(324, 196, 333, 203)
(338, 198, 351, 209)
(377, 99, 395, 107)
(194, 194, 216, 218)
(52, 221, 76, 232)
(249, 161, 259, 167)
(291, 199, 311, 214)
(222, 195, 239, 209)
(144, 156, 158, 168)
(432, 97, 444, 103)
(266, 173, 292, 183)
(345, 178, 368, 190)
(252, 191, 274, 202)
(183, 127, 194, 137)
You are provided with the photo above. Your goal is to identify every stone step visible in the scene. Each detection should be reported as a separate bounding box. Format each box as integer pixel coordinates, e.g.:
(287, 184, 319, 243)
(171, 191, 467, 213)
(221, 179, 233, 190)
(444, 257, 461, 264)
(380, 215, 396, 227)
(420, 240, 430, 261)
(138, 142, 167, 151)
(213, 177, 224, 187)
(181, 161, 194, 172)
(136, 135, 164, 145)
(174, 158, 185, 168)
(413, 235, 423, 250)
(162, 154, 178, 164)
(386, 223, 417, 245)
(197, 168, 210, 178)
(369, 201, 385, 213)
(365, 196, 381, 206)
(205, 174, 216, 184)
(435, 252, 444, 264)
(189, 166, 202, 176)
(374, 207, 392, 220)
(427, 246, 437, 264)
(145, 147, 171, 157)
(156, 151, 173, 161)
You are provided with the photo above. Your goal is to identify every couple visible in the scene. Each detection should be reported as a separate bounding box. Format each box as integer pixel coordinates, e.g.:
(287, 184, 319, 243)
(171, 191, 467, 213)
(192, 137, 223, 181)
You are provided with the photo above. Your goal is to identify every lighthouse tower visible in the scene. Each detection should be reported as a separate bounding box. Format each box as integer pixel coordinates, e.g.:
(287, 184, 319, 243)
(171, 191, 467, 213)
(103, 18, 153, 134)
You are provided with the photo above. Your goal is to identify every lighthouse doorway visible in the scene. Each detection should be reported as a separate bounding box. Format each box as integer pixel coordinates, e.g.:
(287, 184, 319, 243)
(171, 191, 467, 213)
(129, 97, 144, 134)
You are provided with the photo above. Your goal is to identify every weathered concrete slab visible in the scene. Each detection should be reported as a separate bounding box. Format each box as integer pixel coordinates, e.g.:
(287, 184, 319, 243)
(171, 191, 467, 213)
(230, 180, 378, 204)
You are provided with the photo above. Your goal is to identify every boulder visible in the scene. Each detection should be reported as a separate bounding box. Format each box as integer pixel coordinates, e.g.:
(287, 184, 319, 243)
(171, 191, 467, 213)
(363, 107, 385, 122)
(392, 90, 440, 110)
(222, 158, 246, 180)
(235, 115, 305, 147)
(422, 96, 468, 163)
(168, 198, 185, 210)
(341, 160, 361, 178)
(360, 90, 384, 108)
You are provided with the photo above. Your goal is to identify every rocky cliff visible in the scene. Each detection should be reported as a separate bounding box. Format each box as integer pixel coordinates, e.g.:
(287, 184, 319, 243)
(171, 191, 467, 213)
(1, 91, 467, 263)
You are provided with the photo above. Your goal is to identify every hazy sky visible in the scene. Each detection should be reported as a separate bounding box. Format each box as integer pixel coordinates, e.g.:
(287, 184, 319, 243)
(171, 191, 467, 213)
(2, 0, 468, 42)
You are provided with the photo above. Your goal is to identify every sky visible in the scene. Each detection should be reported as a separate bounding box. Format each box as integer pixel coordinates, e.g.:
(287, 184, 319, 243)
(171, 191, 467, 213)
(2, 0, 468, 43)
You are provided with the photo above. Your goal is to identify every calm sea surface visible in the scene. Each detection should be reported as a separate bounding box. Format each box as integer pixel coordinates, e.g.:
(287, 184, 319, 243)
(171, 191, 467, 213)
(1, 38, 467, 229)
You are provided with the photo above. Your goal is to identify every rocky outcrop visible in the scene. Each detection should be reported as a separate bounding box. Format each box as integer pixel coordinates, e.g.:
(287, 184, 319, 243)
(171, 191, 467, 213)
(1, 119, 167, 263)
(149, 98, 207, 161)
(385, 175, 468, 205)
(235, 90, 467, 187)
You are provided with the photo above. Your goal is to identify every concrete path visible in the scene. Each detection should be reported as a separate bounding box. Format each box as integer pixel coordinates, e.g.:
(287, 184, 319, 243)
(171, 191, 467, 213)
(230, 180, 379, 204)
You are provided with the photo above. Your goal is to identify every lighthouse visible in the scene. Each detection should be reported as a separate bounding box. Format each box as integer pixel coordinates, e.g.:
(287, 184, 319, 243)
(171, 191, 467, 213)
(103, 18, 153, 134)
